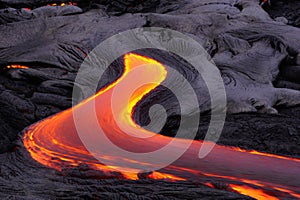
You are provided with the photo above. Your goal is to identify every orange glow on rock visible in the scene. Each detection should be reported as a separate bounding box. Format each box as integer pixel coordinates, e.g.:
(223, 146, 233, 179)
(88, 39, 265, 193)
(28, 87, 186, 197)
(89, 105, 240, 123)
(23, 54, 300, 198)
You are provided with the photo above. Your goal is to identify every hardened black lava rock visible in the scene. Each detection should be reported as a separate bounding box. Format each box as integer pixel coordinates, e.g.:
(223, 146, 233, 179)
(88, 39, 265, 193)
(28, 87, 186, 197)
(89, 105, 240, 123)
(263, 0, 300, 27)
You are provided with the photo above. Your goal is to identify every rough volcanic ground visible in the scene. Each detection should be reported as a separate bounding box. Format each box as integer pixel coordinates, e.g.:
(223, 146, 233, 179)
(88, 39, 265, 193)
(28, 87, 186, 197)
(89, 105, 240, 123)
(0, 0, 300, 199)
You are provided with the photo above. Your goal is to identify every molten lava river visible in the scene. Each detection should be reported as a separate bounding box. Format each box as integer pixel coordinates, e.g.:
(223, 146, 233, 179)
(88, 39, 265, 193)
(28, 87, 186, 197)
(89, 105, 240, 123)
(23, 54, 300, 199)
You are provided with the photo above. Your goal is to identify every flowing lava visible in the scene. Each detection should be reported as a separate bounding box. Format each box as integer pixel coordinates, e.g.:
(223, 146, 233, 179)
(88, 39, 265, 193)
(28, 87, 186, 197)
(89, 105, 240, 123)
(5, 65, 29, 69)
(23, 54, 300, 199)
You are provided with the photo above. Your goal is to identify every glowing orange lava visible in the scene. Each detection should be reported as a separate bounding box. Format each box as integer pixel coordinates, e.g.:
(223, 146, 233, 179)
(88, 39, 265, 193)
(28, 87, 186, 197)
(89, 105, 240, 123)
(6, 65, 29, 69)
(23, 53, 300, 199)
(231, 147, 300, 162)
(230, 184, 279, 200)
(47, 2, 77, 7)
(22, 2, 77, 10)
(147, 172, 185, 181)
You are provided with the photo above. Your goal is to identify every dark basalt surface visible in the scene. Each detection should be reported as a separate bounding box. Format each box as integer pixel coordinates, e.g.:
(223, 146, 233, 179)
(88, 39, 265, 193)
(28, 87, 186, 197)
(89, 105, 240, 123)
(264, 0, 300, 27)
(0, 0, 300, 199)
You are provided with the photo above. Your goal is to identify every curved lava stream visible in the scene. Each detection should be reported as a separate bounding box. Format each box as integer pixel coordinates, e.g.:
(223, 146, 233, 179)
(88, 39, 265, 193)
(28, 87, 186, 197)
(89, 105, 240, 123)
(23, 54, 300, 199)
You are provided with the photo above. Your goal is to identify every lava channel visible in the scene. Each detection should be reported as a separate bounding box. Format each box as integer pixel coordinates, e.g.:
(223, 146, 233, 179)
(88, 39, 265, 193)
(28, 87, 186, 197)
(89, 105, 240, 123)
(23, 53, 300, 199)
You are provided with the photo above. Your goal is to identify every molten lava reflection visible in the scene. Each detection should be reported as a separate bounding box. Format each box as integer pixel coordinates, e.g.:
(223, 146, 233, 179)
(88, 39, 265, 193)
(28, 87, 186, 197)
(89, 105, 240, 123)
(23, 54, 300, 199)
